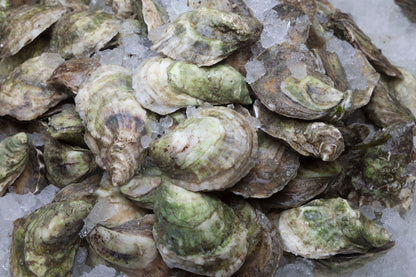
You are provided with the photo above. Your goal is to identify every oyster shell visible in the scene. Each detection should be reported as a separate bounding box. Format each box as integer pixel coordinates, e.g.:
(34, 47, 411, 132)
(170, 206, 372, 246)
(88, 214, 171, 277)
(75, 64, 149, 186)
(275, 198, 392, 259)
(0, 53, 69, 121)
(254, 100, 345, 161)
(0, 132, 28, 196)
(150, 8, 262, 66)
(230, 131, 300, 198)
(187, 0, 252, 16)
(48, 57, 100, 95)
(47, 104, 86, 146)
(395, 0, 416, 22)
(153, 183, 248, 276)
(149, 107, 258, 191)
(392, 67, 416, 118)
(0, 5, 66, 58)
(50, 10, 121, 59)
(44, 137, 97, 188)
(250, 43, 345, 120)
(10, 200, 92, 277)
(132, 55, 251, 115)
(131, 0, 169, 32)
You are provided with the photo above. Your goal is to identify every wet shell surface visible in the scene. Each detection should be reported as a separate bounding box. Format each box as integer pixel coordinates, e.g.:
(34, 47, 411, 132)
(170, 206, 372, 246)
(149, 106, 258, 191)
(150, 8, 262, 66)
(75, 64, 149, 186)
(0, 53, 69, 121)
(50, 10, 121, 59)
(0, 5, 66, 58)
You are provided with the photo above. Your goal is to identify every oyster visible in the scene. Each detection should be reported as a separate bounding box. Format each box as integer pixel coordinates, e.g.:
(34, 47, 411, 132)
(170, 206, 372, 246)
(131, 0, 169, 32)
(230, 131, 300, 198)
(88, 214, 171, 277)
(47, 104, 86, 146)
(392, 67, 416, 118)
(261, 159, 343, 209)
(150, 8, 262, 66)
(10, 200, 92, 277)
(187, 0, 252, 16)
(0, 5, 65, 58)
(275, 198, 392, 259)
(50, 10, 121, 59)
(153, 183, 248, 276)
(44, 137, 97, 188)
(0, 132, 28, 196)
(48, 57, 100, 95)
(132, 55, 251, 115)
(0, 53, 69, 121)
(395, 0, 416, 22)
(75, 64, 149, 186)
(149, 107, 258, 191)
(254, 100, 345, 161)
(250, 43, 345, 120)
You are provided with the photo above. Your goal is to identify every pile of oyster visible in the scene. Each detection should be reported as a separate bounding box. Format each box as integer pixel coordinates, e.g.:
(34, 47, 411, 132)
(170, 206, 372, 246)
(1, 0, 416, 276)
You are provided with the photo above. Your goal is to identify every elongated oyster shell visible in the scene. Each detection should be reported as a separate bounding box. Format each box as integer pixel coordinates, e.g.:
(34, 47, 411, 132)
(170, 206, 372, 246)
(0, 132, 28, 196)
(150, 8, 262, 66)
(88, 214, 171, 277)
(251, 43, 345, 120)
(0, 53, 69, 121)
(132, 55, 251, 115)
(10, 200, 92, 277)
(150, 107, 258, 191)
(230, 131, 300, 198)
(276, 198, 392, 259)
(153, 183, 248, 276)
(0, 5, 65, 58)
(50, 10, 121, 59)
(76, 64, 149, 186)
(254, 100, 344, 161)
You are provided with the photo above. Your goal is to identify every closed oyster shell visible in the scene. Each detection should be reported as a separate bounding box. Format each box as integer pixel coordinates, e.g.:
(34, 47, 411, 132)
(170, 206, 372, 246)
(275, 198, 392, 259)
(392, 67, 416, 118)
(150, 8, 262, 66)
(75, 64, 149, 186)
(44, 137, 97, 188)
(230, 131, 300, 198)
(0, 5, 66, 58)
(0, 53, 69, 121)
(251, 43, 345, 120)
(254, 100, 345, 161)
(131, 0, 169, 32)
(50, 10, 121, 59)
(10, 200, 92, 277)
(150, 107, 258, 191)
(153, 183, 248, 276)
(187, 0, 252, 16)
(0, 132, 28, 196)
(132, 55, 251, 115)
(87, 214, 171, 277)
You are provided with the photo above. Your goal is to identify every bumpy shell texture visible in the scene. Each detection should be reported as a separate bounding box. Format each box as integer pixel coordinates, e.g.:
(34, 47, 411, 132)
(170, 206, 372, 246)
(0, 132, 28, 196)
(10, 200, 92, 277)
(153, 183, 248, 277)
(277, 198, 392, 259)
(149, 107, 258, 191)
(50, 10, 121, 59)
(76, 64, 149, 186)
(0, 53, 69, 121)
(150, 8, 263, 66)
(0, 5, 66, 58)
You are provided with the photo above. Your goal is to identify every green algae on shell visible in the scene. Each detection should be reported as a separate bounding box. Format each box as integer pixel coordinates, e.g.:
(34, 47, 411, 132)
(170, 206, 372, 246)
(10, 200, 93, 277)
(50, 10, 121, 59)
(149, 106, 258, 191)
(75, 64, 149, 186)
(150, 8, 263, 66)
(276, 198, 392, 259)
(153, 183, 248, 276)
(0, 132, 28, 196)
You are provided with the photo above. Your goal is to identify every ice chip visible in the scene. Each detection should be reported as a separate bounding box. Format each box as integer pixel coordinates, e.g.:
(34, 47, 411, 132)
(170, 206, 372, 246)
(245, 60, 266, 84)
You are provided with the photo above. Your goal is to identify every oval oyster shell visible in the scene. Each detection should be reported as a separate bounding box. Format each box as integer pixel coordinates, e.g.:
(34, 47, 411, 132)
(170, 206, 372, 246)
(149, 106, 258, 191)
(150, 8, 262, 66)
(50, 10, 121, 59)
(75, 64, 149, 186)
(0, 5, 66, 58)
(0, 53, 69, 121)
